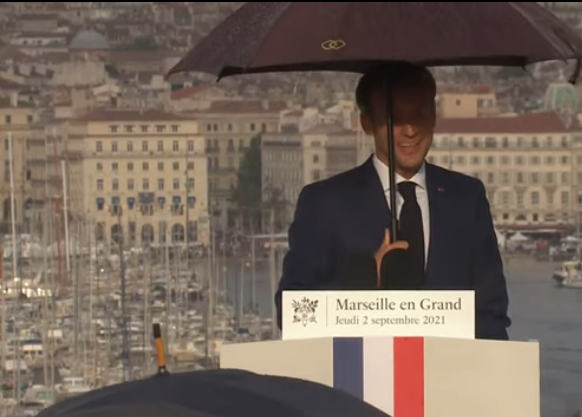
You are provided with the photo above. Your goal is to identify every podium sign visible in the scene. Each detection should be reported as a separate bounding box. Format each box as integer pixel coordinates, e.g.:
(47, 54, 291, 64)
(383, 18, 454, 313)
(282, 290, 475, 340)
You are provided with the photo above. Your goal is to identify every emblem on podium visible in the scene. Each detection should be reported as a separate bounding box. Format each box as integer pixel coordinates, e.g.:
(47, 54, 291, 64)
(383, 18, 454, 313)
(292, 297, 319, 327)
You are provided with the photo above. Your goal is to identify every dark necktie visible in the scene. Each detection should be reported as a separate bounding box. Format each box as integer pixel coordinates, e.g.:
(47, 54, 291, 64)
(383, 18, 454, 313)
(397, 181, 425, 288)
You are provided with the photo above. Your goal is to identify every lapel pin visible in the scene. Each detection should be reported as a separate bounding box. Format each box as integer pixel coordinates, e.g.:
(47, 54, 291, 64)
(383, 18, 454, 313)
(438, 187, 445, 193)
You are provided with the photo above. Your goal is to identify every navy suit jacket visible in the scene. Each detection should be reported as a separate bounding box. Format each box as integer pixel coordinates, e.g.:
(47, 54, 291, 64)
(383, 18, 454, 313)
(275, 156, 511, 340)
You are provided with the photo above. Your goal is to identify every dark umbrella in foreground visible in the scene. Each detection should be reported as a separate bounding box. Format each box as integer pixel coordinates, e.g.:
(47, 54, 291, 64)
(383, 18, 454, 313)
(37, 369, 390, 417)
(167, 1, 582, 242)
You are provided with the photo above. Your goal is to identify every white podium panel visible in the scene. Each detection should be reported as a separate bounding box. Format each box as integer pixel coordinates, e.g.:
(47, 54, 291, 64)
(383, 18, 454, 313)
(282, 290, 475, 340)
(220, 336, 540, 417)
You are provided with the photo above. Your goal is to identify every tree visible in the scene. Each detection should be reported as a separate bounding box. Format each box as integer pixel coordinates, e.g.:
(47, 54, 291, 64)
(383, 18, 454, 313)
(495, 66, 529, 80)
(117, 36, 159, 51)
(262, 185, 289, 233)
(230, 135, 263, 231)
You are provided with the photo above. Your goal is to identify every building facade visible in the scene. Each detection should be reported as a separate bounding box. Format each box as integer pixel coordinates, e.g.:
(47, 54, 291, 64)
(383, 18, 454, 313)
(428, 112, 581, 229)
(0, 105, 45, 234)
(46, 109, 209, 247)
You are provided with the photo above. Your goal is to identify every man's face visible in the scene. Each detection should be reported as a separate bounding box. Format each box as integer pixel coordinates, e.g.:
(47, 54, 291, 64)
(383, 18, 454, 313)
(360, 82, 436, 178)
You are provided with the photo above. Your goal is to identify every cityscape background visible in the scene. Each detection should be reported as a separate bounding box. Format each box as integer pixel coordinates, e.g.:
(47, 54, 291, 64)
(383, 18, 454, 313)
(0, 2, 581, 417)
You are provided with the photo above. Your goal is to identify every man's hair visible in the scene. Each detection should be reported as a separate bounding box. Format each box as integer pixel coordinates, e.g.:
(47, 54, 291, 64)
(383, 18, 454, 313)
(355, 62, 436, 114)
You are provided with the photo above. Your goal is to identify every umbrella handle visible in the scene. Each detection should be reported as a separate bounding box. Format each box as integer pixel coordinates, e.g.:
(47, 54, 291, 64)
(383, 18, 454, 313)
(153, 323, 170, 375)
(384, 79, 399, 242)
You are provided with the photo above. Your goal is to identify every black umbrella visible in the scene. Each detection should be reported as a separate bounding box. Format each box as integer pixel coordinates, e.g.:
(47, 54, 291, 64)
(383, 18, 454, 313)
(166, 1, 582, 242)
(38, 369, 391, 417)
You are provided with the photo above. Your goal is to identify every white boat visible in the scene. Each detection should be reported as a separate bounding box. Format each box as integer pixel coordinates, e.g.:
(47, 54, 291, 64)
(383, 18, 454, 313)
(57, 376, 92, 396)
(552, 260, 582, 288)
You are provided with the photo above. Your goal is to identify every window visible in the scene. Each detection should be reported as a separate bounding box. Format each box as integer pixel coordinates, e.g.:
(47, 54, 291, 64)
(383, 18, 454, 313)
(187, 162, 194, 170)
(127, 141, 133, 152)
(562, 191, 570, 206)
(112, 179, 118, 191)
(158, 162, 164, 171)
(96, 142, 103, 152)
(142, 141, 148, 152)
(561, 136, 569, 148)
(158, 141, 164, 152)
(112, 163, 118, 172)
(173, 162, 179, 171)
(187, 178, 194, 190)
(125, 125, 134, 133)
(171, 125, 179, 132)
(531, 191, 540, 205)
(143, 179, 149, 190)
(188, 140, 194, 152)
(111, 142, 118, 152)
(143, 162, 149, 171)
(158, 179, 164, 190)
(128, 179, 134, 190)
(531, 173, 539, 184)
(97, 163, 103, 172)
(517, 173, 524, 184)
(109, 125, 118, 133)
(501, 191, 510, 205)
(173, 179, 180, 190)
(127, 162, 134, 171)
(173, 141, 179, 152)
(97, 179, 103, 190)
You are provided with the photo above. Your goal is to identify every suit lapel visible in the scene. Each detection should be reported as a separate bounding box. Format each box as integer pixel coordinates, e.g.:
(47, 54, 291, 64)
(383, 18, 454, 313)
(353, 157, 392, 248)
(425, 163, 445, 282)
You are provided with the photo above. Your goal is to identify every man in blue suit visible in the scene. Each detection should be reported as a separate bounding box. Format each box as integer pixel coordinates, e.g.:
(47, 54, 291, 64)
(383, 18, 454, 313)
(275, 62, 511, 340)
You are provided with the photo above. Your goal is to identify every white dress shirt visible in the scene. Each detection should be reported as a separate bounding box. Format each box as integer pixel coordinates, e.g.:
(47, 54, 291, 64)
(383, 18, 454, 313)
(372, 154, 430, 266)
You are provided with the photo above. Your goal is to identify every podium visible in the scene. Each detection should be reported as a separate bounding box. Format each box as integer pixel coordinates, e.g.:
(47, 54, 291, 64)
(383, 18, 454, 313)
(220, 336, 540, 417)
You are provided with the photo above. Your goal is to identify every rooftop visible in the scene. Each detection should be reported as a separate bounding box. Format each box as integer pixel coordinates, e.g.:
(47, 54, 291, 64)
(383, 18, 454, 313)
(75, 109, 189, 123)
(435, 112, 570, 134)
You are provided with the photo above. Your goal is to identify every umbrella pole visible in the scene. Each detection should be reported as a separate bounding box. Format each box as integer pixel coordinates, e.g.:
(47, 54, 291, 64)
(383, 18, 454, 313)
(384, 80, 399, 242)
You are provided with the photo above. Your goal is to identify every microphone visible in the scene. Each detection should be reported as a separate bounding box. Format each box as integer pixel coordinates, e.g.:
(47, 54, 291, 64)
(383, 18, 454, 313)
(379, 248, 415, 289)
(153, 323, 170, 376)
(339, 252, 378, 289)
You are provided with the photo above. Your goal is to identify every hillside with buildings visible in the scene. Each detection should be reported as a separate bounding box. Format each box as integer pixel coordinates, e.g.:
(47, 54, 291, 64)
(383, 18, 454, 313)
(2, 1, 582, 243)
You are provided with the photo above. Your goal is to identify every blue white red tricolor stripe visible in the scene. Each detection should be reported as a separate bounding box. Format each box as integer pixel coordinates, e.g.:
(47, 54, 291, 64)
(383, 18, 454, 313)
(332, 337, 425, 417)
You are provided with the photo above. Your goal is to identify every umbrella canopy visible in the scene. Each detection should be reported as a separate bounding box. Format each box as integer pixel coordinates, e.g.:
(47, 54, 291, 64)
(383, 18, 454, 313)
(38, 370, 391, 417)
(53, 404, 219, 417)
(167, 2, 582, 80)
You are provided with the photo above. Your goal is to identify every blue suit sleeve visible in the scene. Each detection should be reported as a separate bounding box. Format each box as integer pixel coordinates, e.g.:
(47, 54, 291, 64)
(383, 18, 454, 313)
(275, 184, 335, 330)
(472, 181, 511, 340)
